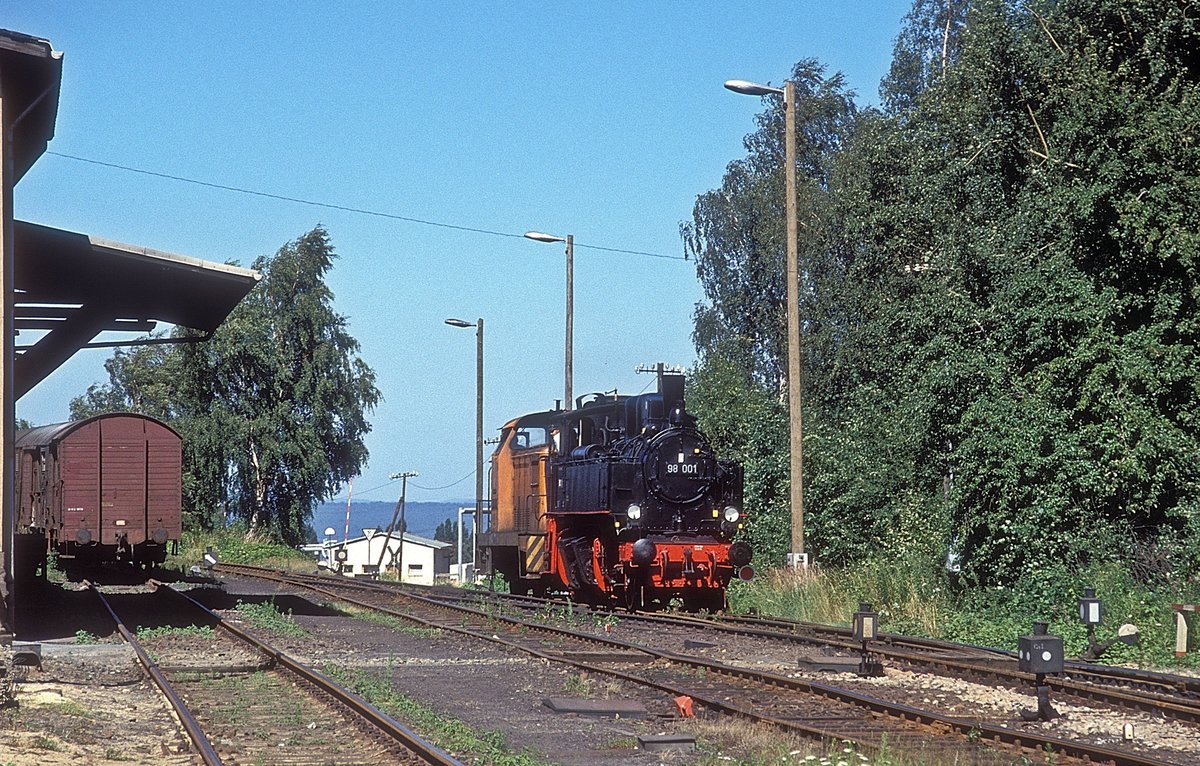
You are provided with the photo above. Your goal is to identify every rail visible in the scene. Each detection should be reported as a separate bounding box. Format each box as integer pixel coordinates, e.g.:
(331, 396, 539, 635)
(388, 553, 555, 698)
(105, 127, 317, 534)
(217, 562, 1185, 766)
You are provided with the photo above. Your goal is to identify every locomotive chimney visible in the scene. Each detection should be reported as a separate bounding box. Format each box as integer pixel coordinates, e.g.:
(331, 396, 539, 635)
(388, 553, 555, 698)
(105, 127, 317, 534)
(660, 372, 685, 415)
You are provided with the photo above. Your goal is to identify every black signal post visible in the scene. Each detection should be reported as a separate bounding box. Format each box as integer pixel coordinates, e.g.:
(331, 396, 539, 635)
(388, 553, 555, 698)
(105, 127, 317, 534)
(1018, 620, 1063, 721)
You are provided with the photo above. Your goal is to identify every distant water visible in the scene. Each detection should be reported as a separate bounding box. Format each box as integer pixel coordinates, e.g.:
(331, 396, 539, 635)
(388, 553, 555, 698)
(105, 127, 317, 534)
(311, 500, 474, 541)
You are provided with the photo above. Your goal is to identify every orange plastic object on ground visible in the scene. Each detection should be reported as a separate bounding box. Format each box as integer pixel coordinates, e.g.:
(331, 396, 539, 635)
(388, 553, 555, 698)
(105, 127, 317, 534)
(673, 695, 694, 717)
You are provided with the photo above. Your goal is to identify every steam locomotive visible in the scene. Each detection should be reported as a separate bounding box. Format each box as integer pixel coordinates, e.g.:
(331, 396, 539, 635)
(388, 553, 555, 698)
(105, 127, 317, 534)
(482, 371, 752, 611)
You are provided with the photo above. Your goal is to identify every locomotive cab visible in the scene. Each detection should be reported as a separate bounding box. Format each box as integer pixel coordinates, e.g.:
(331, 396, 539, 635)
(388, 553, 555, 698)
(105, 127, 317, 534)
(482, 412, 555, 595)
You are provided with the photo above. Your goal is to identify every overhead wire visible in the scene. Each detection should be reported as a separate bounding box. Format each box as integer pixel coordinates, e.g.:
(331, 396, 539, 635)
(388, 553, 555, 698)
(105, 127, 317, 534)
(338, 468, 476, 498)
(45, 151, 689, 261)
(410, 470, 475, 492)
(44, 151, 692, 498)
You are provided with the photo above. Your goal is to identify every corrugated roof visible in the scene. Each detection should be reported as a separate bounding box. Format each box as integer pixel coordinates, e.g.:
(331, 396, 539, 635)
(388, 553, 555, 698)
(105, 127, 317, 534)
(15, 412, 179, 450)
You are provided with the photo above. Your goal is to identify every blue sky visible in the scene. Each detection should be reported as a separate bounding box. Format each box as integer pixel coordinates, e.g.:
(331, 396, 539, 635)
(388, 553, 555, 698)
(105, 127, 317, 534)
(6, 2, 911, 504)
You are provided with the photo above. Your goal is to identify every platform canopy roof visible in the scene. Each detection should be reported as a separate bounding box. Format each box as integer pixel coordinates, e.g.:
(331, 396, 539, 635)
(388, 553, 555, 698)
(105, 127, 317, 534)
(13, 221, 261, 398)
(1, 29, 260, 400)
(0, 29, 62, 184)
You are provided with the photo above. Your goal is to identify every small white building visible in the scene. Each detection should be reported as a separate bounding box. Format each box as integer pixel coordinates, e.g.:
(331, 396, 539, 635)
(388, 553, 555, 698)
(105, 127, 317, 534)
(314, 528, 451, 585)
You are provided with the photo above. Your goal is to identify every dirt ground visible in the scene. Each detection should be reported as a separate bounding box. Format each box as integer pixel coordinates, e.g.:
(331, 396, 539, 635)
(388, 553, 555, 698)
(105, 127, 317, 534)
(0, 643, 198, 765)
(5, 573, 1195, 766)
(0, 576, 704, 766)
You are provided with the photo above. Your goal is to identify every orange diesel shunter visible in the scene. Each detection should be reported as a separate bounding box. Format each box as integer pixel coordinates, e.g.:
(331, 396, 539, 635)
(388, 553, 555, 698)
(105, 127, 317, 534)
(482, 371, 752, 611)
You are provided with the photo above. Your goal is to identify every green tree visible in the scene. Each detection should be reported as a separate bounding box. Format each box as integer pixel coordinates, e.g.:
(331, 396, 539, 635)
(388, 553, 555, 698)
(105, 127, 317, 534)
(684, 58, 857, 390)
(686, 0, 1200, 589)
(71, 226, 381, 544)
(434, 517, 473, 564)
(820, 0, 1200, 584)
(70, 342, 178, 421)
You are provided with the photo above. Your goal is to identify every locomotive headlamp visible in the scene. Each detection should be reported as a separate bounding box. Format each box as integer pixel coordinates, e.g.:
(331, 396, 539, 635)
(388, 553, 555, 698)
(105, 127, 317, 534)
(723, 506, 741, 523)
(627, 503, 643, 520)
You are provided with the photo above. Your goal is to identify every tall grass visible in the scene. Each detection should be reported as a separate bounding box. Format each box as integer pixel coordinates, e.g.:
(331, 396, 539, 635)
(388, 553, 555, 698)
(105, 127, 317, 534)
(729, 557, 950, 636)
(168, 525, 315, 573)
(730, 556, 1200, 670)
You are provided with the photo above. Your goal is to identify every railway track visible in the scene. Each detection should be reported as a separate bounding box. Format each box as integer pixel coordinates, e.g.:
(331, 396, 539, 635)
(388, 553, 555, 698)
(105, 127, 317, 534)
(87, 580, 464, 766)
(599, 603, 1200, 724)
(394, 579, 1200, 724)
(704, 610, 1200, 702)
(216, 563, 1187, 766)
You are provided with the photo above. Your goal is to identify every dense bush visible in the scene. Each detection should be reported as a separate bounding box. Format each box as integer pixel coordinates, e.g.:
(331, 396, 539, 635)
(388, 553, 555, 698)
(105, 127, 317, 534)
(686, 0, 1200, 598)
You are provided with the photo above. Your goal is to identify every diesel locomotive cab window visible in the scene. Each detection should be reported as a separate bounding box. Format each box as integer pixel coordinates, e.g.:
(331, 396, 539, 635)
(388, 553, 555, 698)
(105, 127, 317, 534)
(513, 428, 549, 449)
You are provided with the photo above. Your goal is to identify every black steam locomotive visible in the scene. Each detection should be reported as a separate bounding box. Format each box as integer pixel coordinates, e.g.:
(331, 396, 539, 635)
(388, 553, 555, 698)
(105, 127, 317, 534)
(484, 369, 752, 611)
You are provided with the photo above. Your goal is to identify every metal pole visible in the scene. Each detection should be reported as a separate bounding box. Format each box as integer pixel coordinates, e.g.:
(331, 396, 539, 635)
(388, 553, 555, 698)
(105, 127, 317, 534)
(456, 506, 465, 581)
(565, 234, 573, 412)
(783, 80, 805, 564)
(474, 317, 484, 579)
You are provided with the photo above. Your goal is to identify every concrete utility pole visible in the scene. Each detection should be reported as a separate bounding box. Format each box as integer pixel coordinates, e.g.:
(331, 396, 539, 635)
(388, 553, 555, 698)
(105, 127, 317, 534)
(523, 231, 574, 411)
(725, 78, 806, 566)
(445, 317, 484, 578)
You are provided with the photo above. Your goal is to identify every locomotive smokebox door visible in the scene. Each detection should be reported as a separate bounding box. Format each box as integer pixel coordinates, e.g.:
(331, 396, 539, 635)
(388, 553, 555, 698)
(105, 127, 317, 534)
(1018, 621, 1063, 675)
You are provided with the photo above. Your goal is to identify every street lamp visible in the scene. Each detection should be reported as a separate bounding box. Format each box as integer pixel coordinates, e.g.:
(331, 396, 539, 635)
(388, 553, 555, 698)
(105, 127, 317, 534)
(523, 230, 573, 411)
(446, 317, 484, 579)
(725, 77, 805, 567)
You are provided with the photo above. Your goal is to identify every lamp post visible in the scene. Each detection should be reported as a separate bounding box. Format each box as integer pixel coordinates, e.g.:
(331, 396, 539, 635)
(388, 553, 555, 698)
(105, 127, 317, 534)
(446, 317, 484, 579)
(725, 78, 805, 567)
(523, 231, 573, 411)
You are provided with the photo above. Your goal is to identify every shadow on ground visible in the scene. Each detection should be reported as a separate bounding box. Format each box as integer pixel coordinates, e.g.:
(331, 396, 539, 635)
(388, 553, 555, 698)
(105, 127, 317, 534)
(12, 577, 343, 643)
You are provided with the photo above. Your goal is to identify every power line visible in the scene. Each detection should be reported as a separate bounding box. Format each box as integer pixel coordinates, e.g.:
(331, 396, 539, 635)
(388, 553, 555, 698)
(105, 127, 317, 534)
(411, 470, 475, 492)
(45, 151, 689, 261)
(347, 468, 476, 498)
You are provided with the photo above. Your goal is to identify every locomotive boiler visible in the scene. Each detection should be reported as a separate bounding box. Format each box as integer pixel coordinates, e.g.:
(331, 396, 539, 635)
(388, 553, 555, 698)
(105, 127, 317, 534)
(13, 412, 183, 578)
(482, 371, 752, 611)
